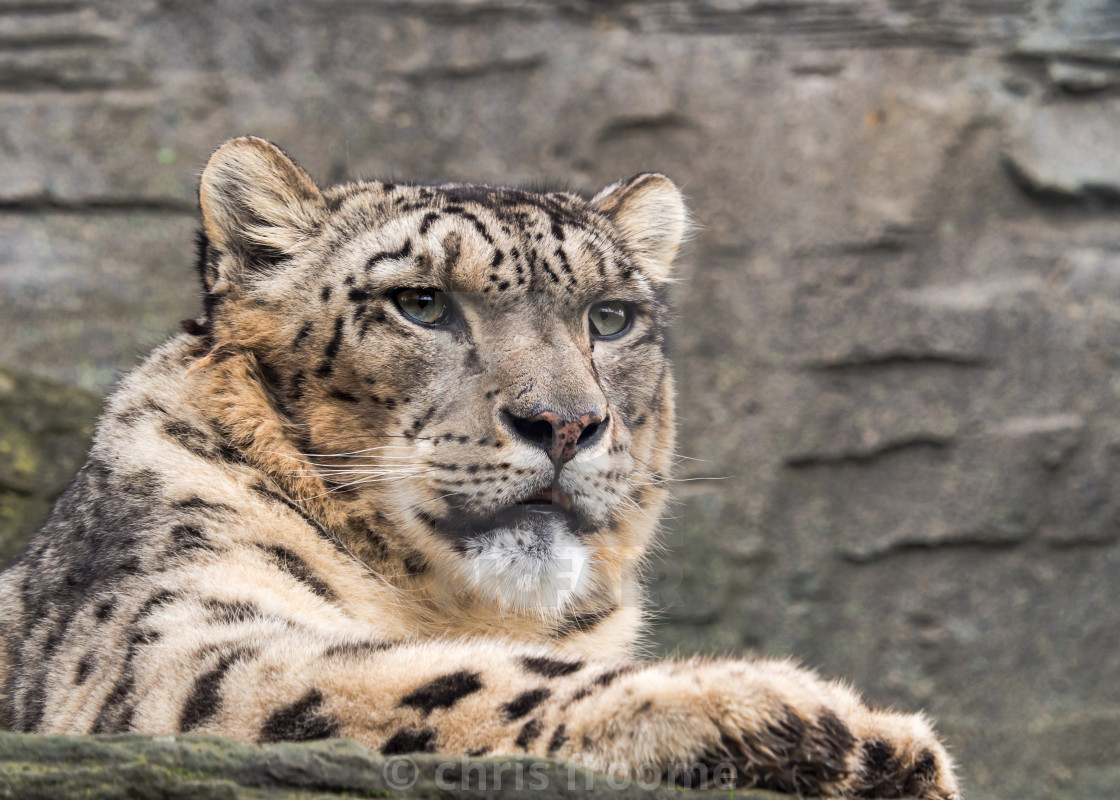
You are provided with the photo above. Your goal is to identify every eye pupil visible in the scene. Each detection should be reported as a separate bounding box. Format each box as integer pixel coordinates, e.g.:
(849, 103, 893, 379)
(589, 301, 630, 338)
(395, 288, 450, 325)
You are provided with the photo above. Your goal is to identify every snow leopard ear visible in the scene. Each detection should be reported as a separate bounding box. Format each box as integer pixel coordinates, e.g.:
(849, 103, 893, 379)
(199, 136, 325, 291)
(591, 173, 687, 281)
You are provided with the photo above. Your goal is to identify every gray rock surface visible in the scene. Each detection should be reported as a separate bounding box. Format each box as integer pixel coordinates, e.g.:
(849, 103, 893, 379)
(2, 1, 1120, 798)
(0, 368, 98, 567)
(0, 731, 787, 800)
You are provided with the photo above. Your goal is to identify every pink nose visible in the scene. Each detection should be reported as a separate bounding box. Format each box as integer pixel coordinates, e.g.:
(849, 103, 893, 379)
(503, 409, 606, 464)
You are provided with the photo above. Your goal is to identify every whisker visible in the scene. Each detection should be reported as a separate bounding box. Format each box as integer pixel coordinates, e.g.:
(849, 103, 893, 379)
(302, 471, 440, 499)
(291, 469, 428, 479)
(269, 452, 424, 468)
(292, 445, 417, 458)
(648, 445, 710, 463)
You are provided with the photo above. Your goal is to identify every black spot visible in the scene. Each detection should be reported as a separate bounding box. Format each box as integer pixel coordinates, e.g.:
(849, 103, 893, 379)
(259, 545, 336, 602)
(403, 551, 429, 576)
(259, 689, 341, 743)
(502, 688, 551, 721)
(204, 598, 260, 625)
(90, 629, 160, 734)
(762, 707, 808, 757)
(399, 671, 484, 716)
(818, 710, 856, 759)
(562, 665, 637, 708)
(170, 523, 210, 551)
(381, 726, 438, 755)
(467, 747, 491, 757)
(547, 723, 568, 756)
(419, 212, 440, 235)
(554, 246, 574, 276)
(520, 656, 584, 678)
(114, 406, 148, 426)
(329, 389, 358, 403)
(409, 405, 437, 436)
(250, 483, 350, 557)
(515, 718, 543, 750)
(449, 210, 494, 244)
(539, 256, 560, 284)
(490, 249, 504, 269)
(133, 589, 179, 622)
(862, 739, 896, 772)
(316, 317, 345, 377)
(163, 420, 211, 459)
(323, 639, 391, 659)
(321, 286, 333, 302)
(552, 605, 616, 638)
(366, 239, 413, 271)
(290, 371, 306, 401)
(292, 322, 313, 349)
(348, 288, 370, 302)
(903, 750, 940, 796)
(594, 666, 633, 688)
(859, 739, 906, 795)
(94, 599, 116, 622)
(180, 317, 209, 337)
(179, 649, 251, 732)
(74, 654, 93, 686)
(116, 556, 142, 575)
(172, 497, 231, 513)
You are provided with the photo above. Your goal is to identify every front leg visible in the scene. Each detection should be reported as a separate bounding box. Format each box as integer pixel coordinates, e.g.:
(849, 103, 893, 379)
(543, 657, 958, 800)
(108, 606, 957, 800)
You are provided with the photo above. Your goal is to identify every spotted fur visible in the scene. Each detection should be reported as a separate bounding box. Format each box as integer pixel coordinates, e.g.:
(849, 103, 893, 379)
(0, 137, 958, 799)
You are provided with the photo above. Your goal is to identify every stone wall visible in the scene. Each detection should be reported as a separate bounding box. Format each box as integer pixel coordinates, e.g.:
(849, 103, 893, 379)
(2, 2, 1120, 798)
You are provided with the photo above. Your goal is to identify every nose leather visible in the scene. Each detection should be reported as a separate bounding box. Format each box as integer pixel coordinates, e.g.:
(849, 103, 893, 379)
(533, 411, 603, 464)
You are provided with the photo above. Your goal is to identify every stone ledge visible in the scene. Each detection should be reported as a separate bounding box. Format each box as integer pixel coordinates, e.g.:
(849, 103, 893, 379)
(0, 730, 868, 800)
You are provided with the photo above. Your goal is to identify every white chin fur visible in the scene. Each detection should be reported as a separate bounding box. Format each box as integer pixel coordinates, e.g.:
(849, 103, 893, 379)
(456, 514, 592, 613)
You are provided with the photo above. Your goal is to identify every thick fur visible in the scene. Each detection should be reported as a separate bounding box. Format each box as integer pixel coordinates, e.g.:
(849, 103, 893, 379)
(0, 138, 958, 799)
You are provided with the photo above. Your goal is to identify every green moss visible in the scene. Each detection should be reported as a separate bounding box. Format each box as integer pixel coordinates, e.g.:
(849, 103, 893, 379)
(0, 732, 801, 800)
(0, 367, 100, 569)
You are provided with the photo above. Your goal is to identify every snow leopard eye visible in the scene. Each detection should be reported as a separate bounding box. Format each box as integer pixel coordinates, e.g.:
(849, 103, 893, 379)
(588, 301, 632, 339)
(394, 288, 453, 326)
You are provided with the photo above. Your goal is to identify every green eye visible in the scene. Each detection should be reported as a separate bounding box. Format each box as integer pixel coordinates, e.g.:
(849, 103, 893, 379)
(394, 288, 452, 326)
(588, 301, 632, 338)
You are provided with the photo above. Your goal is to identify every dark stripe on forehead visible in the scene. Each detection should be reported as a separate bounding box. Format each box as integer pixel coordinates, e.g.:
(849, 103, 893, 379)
(444, 206, 495, 244)
(366, 239, 412, 271)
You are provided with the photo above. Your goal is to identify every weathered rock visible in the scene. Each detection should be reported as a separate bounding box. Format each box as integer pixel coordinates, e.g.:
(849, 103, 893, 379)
(1005, 100, 1120, 200)
(0, 731, 791, 800)
(0, 368, 99, 567)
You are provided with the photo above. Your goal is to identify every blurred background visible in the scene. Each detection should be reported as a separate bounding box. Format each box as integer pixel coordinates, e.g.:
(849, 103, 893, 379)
(2, 1, 1119, 798)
